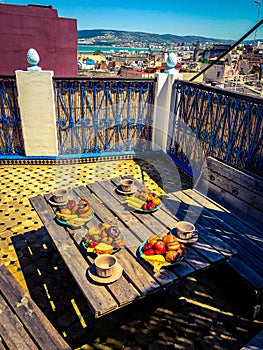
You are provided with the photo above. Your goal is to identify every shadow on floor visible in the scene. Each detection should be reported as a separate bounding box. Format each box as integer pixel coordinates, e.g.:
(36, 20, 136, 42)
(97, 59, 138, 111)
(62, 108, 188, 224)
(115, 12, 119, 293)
(11, 226, 263, 350)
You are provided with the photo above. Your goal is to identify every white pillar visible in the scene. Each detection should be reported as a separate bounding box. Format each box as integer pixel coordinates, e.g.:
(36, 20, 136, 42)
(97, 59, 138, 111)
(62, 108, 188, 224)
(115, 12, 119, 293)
(16, 71, 58, 156)
(152, 72, 181, 151)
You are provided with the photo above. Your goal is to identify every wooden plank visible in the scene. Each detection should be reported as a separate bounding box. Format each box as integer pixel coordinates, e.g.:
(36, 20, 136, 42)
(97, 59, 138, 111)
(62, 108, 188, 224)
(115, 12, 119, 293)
(0, 266, 72, 350)
(30, 195, 118, 317)
(207, 157, 263, 195)
(182, 189, 263, 262)
(240, 330, 263, 350)
(116, 249, 160, 294)
(179, 189, 263, 291)
(205, 157, 263, 225)
(186, 189, 263, 252)
(0, 338, 8, 350)
(207, 180, 263, 225)
(227, 256, 263, 291)
(0, 295, 39, 350)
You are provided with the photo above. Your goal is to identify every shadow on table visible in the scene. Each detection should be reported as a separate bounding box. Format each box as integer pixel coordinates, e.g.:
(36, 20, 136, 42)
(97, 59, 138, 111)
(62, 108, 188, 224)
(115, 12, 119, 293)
(11, 227, 94, 348)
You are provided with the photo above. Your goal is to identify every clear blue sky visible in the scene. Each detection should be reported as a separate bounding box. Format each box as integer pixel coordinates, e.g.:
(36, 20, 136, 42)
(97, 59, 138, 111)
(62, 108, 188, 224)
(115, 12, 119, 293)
(5, 0, 263, 40)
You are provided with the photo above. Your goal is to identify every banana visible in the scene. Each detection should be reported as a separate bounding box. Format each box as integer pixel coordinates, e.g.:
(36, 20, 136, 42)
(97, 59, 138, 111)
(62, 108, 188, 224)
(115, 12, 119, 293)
(56, 213, 78, 220)
(127, 202, 142, 209)
(126, 196, 146, 205)
(71, 217, 90, 222)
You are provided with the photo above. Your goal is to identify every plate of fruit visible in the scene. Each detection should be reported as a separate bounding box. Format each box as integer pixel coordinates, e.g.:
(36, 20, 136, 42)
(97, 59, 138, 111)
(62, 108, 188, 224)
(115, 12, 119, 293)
(138, 234, 187, 272)
(81, 223, 126, 254)
(55, 198, 94, 228)
(126, 187, 162, 212)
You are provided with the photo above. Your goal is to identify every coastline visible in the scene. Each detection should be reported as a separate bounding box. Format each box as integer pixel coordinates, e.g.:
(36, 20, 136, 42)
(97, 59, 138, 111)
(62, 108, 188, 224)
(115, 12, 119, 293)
(78, 45, 165, 54)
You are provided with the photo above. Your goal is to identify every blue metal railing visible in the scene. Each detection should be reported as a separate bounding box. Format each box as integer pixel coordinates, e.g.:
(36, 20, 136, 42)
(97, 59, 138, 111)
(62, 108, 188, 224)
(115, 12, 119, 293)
(53, 77, 156, 155)
(168, 80, 263, 177)
(0, 76, 24, 156)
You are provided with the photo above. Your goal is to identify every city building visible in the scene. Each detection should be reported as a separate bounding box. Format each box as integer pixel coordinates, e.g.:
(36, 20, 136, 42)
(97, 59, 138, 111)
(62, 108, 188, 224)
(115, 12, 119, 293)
(0, 3, 77, 76)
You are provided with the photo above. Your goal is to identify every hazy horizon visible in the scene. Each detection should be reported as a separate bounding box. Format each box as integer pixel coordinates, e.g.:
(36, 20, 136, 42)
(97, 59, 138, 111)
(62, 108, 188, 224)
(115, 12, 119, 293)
(5, 0, 263, 41)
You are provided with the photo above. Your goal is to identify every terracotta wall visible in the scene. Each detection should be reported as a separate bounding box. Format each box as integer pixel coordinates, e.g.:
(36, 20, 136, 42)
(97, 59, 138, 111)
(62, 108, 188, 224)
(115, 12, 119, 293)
(0, 4, 77, 76)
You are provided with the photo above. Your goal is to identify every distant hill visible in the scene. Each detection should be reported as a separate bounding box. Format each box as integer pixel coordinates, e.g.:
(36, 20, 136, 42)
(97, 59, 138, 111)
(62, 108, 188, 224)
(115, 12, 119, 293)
(78, 29, 234, 46)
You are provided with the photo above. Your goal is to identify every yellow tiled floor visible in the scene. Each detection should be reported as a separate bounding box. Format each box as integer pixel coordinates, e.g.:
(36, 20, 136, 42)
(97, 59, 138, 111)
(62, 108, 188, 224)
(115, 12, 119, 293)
(0, 159, 162, 289)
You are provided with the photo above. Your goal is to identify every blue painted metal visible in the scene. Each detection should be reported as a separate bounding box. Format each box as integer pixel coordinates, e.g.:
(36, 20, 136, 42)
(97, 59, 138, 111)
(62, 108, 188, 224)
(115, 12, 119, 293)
(0, 76, 24, 155)
(168, 80, 263, 177)
(54, 78, 156, 155)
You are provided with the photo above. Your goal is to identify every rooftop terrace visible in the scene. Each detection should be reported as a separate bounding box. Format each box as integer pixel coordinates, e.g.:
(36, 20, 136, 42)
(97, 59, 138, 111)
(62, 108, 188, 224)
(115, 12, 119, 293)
(0, 71, 262, 348)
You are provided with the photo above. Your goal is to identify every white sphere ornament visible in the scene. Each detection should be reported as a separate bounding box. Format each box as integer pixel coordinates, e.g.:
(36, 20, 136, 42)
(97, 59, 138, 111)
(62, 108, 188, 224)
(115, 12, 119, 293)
(26, 48, 42, 71)
(166, 52, 178, 68)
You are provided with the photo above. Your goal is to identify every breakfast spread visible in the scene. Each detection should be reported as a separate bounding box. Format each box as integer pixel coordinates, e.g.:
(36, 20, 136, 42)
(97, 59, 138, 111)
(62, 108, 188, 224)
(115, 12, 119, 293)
(56, 198, 93, 227)
(126, 187, 162, 211)
(82, 223, 125, 253)
(140, 233, 187, 272)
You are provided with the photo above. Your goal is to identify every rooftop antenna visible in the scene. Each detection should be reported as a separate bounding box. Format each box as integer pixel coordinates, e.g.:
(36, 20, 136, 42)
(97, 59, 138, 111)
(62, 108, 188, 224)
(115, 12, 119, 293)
(254, 0, 261, 45)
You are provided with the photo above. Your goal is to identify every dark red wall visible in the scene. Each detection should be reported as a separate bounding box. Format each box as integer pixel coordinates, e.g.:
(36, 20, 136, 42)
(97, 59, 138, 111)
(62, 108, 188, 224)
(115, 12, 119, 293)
(0, 4, 78, 76)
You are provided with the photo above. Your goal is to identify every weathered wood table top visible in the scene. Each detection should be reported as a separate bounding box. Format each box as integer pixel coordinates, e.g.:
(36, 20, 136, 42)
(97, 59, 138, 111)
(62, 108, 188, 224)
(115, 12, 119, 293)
(30, 178, 237, 318)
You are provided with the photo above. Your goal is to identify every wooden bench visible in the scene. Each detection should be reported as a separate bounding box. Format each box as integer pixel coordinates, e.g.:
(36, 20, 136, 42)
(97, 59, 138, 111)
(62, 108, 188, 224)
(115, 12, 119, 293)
(241, 329, 263, 349)
(0, 264, 72, 350)
(195, 156, 263, 320)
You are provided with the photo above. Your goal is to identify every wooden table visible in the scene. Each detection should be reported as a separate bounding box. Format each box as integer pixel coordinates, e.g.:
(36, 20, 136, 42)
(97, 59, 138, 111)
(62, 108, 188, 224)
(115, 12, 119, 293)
(30, 178, 236, 318)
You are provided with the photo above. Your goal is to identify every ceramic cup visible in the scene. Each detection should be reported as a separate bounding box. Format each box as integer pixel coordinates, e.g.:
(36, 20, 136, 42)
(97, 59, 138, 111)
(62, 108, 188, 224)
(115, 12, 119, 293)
(53, 189, 69, 203)
(94, 254, 117, 278)
(120, 179, 134, 192)
(176, 221, 196, 240)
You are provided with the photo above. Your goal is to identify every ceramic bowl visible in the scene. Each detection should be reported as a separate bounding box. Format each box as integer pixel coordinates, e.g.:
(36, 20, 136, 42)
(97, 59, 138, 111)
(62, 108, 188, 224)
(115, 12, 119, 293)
(176, 221, 196, 240)
(53, 189, 69, 203)
(94, 254, 117, 278)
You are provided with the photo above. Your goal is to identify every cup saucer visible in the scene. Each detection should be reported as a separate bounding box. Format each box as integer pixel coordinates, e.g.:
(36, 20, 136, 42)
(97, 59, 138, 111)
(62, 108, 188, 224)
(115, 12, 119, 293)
(88, 263, 123, 284)
(176, 232, 198, 244)
(115, 185, 137, 195)
(47, 195, 68, 206)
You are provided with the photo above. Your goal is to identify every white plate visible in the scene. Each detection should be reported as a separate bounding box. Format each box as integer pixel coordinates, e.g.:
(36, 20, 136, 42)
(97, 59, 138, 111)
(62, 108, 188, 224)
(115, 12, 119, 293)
(176, 232, 198, 244)
(88, 263, 123, 284)
(47, 196, 68, 206)
(115, 185, 137, 195)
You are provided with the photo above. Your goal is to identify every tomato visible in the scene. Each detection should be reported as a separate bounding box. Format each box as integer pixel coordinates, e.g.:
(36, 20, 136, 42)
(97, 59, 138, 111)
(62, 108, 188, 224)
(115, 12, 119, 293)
(67, 199, 76, 210)
(141, 203, 148, 210)
(154, 240, 166, 255)
(147, 202, 155, 210)
(148, 235, 160, 246)
(143, 248, 155, 256)
(142, 242, 153, 251)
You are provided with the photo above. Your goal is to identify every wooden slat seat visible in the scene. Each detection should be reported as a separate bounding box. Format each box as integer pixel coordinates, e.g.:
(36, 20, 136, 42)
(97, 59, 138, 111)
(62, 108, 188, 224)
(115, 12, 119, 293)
(194, 156, 263, 319)
(0, 265, 72, 350)
(241, 329, 263, 350)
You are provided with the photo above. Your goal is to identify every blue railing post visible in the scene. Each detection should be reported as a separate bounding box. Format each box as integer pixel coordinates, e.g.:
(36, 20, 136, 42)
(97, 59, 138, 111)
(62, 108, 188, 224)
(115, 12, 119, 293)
(0, 76, 24, 155)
